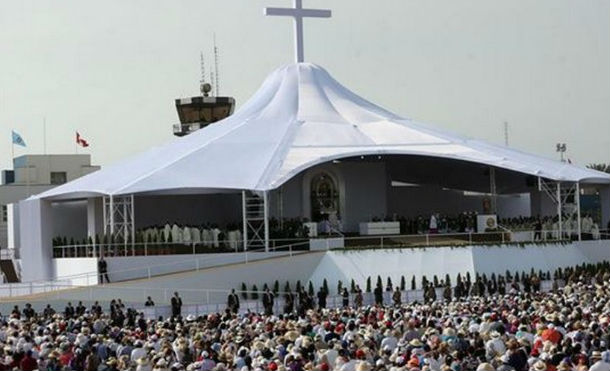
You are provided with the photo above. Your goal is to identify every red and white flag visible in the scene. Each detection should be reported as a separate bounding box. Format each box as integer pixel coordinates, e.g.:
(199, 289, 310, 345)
(76, 132, 89, 147)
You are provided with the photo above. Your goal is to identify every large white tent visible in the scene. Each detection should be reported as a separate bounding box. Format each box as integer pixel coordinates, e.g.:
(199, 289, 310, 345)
(34, 63, 610, 201)
(18, 63, 610, 282)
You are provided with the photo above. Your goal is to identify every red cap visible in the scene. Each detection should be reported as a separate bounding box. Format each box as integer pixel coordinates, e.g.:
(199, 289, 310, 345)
(269, 362, 278, 371)
(321, 363, 329, 371)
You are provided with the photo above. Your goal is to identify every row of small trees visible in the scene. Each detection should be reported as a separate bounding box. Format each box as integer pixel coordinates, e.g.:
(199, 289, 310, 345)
(52, 231, 225, 247)
(237, 262, 610, 301)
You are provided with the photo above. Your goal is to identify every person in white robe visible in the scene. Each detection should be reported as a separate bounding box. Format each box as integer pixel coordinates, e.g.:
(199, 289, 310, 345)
(202, 229, 212, 247)
(211, 228, 221, 248)
(563, 219, 572, 240)
(228, 230, 238, 250)
(235, 230, 244, 248)
(592, 223, 600, 240)
(191, 227, 201, 245)
(571, 218, 579, 239)
(183, 226, 192, 246)
(163, 224, 171, 242)
(171, 224, 182, 243)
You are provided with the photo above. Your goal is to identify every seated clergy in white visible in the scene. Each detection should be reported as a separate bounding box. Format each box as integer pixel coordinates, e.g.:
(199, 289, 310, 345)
(183, 226, 192, 245)
(592, 223, 600, 239)
(202, 229, 212, 246)
(211, 228, 221, 248)
(571, 218, 579, 238)
(552, 221, 559, 239)
(561, 220, 572, 238)
(164, 223, 171, 242)
(171, 223, 183, 243)
(191, 227, 201, 244)
(227, 230, 238, 250)
(235, 230, 242, 246)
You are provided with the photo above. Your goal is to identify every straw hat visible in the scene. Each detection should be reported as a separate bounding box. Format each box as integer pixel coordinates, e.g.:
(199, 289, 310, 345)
(106, 357, 118, 366)
(356, 361, 372, 371)
(285, 331, 299, 342)
(476, 363, 495, 371)
(533, 361, 547, 371)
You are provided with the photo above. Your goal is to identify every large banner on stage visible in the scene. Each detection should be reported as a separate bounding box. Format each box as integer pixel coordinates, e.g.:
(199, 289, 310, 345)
(477, 214, 497, 232)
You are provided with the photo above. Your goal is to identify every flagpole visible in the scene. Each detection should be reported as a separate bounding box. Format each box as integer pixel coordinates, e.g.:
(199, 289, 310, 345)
(43, 117, 47, 155)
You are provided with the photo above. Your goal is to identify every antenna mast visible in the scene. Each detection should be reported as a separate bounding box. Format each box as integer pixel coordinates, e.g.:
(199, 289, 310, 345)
(213, 33, 220, 96)
(200, 52, 206, 85)
(503, 121, 509, 146)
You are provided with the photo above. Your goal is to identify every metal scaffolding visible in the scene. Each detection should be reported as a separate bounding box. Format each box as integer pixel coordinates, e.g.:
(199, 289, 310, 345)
(242, 191, 270, 252)
(538, 178, 581, 240)
(102, 195, 135, 252)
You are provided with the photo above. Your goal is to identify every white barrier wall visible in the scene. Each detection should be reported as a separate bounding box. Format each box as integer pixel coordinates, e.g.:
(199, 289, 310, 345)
(309, 247, 475, 293)
(8, 240, 610, 309)
(51, 252, 328, 304)
(104, 251, 296, 282)
(52, 258, 99, 286)
(110, 240, 610, 300)
(49, 251, 298, 285)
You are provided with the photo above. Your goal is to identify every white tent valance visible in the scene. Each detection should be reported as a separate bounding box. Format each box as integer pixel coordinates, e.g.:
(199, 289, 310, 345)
(35, 63, 610, 200)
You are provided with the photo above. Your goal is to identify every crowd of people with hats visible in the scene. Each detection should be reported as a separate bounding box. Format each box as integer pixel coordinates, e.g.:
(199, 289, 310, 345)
(2, 263, 610, 371)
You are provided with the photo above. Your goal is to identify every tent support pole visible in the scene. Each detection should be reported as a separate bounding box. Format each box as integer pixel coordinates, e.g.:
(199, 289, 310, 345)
(102, 196, 107, 237)
(109, 195, 115, 238)
(264, 191, 269, 252)
(242, 191, 247, 252)
(556, 183, 562, 239)
(576, 182, 581, 241)
(131, 194, 135, 250)
(489, 167, 497, 213)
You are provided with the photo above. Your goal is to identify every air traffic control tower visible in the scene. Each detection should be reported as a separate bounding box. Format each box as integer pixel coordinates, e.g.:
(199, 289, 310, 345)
(173, 82, 235, 137)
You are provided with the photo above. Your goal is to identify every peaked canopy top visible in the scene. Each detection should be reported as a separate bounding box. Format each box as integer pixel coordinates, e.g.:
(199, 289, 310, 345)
(36, 63, 610, 200)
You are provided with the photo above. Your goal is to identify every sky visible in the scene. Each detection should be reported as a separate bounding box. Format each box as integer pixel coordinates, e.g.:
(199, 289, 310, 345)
(0, 0, 609, 171)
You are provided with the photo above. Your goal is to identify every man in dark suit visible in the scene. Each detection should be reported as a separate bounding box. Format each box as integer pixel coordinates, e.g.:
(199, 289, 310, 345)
(64, 302, 75, 319)
(262, 288, 274, 315)
(98, 257, 110, 284)
(374, 283, 383, 305)
(317, 287, 327, 309)
(227, 289, 240, 314)
(171, 292, 182, 318)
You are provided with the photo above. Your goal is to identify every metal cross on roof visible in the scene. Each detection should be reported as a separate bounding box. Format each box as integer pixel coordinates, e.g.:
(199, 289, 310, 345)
(264, 0, 331, 63)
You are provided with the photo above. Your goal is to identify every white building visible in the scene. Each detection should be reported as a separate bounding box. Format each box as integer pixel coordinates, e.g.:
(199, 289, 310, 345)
(0, 154, 99, 257)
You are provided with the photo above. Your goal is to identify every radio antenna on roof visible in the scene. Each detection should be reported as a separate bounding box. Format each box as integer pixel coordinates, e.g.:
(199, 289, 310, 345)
(213, 33, 220, 96)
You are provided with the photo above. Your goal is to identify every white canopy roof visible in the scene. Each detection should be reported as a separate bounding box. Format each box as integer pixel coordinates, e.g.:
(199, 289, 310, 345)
(37, 63, 610, 200)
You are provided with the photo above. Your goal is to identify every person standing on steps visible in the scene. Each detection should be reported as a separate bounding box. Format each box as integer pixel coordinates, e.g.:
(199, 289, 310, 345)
(98, 256, 110, 284)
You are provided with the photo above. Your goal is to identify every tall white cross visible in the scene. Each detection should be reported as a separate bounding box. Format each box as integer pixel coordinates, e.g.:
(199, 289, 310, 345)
(264, 0, 331, 63)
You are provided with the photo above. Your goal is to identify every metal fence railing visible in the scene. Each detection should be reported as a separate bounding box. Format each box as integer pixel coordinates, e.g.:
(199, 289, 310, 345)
(0, 279, 562, 317)
(51, 228, 601, 259)
(0, 243, 312, 299)
(52, 238, 310, 259)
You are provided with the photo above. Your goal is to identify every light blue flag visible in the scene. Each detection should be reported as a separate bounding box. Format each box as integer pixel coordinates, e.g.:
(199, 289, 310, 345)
(11, 130, 26, 147)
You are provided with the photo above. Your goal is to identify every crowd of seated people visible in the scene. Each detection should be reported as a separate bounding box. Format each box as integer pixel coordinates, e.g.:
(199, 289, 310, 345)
(137, 223, 241, 249)
(4, 263, 610, 371)
(52, 214, 609, 254)
(397, 212, 479, 235)
(503, 215, 605, 240)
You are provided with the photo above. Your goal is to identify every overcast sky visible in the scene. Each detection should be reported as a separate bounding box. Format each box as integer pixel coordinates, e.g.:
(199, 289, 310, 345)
(0, 0, 608, 172)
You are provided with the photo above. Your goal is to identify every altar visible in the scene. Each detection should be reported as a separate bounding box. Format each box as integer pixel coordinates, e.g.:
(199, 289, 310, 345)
(359, 222, 401, 236)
